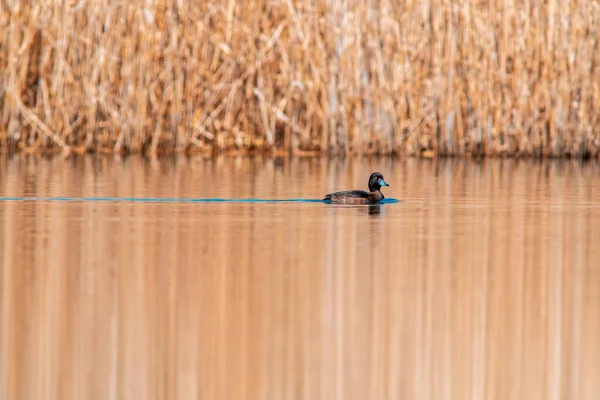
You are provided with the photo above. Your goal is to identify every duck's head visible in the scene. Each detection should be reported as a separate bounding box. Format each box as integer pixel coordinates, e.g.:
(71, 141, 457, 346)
(368, 172, 389, 192)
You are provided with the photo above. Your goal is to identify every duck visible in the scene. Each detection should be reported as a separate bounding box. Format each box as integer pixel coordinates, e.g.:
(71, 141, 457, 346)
(323, 172, 389, 204)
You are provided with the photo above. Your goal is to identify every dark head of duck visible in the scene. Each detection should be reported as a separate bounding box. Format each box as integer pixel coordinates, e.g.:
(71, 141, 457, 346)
(367, 172, 389, 192)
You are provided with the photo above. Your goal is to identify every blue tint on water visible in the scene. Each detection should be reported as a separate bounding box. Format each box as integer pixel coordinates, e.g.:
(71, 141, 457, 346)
(0, 196, 400, 204)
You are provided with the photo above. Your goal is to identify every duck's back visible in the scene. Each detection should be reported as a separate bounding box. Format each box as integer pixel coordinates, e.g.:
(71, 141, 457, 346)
(323, 190, 370, 204)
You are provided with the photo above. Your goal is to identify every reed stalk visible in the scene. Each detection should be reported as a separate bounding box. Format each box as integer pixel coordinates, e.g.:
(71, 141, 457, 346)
(1, 0, 599, 158)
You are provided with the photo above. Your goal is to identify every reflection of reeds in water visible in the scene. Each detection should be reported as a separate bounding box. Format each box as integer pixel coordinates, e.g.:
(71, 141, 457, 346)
(0, 156, 599, 399)
(1, 1, 600, 158)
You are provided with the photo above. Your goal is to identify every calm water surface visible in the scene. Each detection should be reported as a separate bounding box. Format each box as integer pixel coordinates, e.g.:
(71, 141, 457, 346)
(1, 155, 599, 400)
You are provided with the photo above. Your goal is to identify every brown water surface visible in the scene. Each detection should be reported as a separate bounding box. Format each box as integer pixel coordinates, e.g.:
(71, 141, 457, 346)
(1, 155, 599, 400)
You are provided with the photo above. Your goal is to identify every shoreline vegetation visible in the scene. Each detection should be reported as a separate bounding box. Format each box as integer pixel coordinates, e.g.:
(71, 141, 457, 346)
(1, 1, 599, 159)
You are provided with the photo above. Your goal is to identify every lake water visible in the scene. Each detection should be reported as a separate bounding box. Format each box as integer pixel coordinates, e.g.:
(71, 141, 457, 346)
(1, 154, 599, 400)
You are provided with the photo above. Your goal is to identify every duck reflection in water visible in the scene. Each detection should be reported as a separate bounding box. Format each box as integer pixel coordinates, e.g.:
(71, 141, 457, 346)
(368, 205, 382, 215)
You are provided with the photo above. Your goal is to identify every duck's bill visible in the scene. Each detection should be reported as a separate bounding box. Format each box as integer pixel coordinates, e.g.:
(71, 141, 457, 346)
(380, 180, 389, 187)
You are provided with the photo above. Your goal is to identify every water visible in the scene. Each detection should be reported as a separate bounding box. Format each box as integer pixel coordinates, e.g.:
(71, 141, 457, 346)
(1, 154, 599, 400)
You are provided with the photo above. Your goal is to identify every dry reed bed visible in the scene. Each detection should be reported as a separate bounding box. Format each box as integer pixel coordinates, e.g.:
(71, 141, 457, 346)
(1, 0, 599, 157)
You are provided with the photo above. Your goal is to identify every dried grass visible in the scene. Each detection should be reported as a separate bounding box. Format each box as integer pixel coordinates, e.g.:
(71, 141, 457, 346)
(1, 0, 599, 158)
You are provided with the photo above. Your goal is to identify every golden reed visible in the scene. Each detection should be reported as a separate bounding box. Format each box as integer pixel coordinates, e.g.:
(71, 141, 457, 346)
(1, 0, 599, 157)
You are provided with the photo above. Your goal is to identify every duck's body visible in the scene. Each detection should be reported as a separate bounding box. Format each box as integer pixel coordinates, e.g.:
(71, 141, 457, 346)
(323, 172, 389, 204)
(323, 189, 385, 204)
